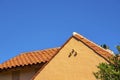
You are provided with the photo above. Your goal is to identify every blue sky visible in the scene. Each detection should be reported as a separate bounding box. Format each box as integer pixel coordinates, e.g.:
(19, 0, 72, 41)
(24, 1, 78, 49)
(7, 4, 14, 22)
(0, 0, 120, 63)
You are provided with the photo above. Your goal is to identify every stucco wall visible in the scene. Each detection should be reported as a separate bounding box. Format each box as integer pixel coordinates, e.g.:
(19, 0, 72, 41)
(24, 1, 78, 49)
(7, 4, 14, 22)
(0, 71, 12, 80)
(20, 68, 36, 80)
(34, 38, 108, 80)
(0, 64, 41, 80)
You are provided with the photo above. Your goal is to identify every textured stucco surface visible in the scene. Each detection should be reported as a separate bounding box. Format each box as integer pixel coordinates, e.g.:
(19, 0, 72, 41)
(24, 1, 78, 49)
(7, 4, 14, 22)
(34, 38, 107, 80)
(0, 64, 41, 80)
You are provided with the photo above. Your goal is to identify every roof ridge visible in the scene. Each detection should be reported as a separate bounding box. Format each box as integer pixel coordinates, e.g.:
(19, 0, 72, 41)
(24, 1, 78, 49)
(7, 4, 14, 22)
(72, 32, 113, 61)
(21, 47, 60, 54)
(31, 32, 114, 80)
(72, 32, 114, 55)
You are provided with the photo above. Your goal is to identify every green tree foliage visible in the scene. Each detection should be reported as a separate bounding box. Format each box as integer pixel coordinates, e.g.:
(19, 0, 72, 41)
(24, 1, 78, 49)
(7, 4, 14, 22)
(101, 44, 109, 49)
(94, 46, 120, 80)
(116, 45, 120, 53)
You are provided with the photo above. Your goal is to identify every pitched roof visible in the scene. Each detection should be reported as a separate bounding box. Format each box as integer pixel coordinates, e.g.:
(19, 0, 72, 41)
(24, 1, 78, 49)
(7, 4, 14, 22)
(0, 32, 113, 70)
(0, 48, 59, 70)
(32, 32, 114, 80)
(72, 32, 113, 61)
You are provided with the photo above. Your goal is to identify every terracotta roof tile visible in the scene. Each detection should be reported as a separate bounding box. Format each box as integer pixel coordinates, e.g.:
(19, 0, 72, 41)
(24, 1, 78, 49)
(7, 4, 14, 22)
(0, 48, 59, 70)
(0, 32, 114, 70)
(73, 32, 113, 61)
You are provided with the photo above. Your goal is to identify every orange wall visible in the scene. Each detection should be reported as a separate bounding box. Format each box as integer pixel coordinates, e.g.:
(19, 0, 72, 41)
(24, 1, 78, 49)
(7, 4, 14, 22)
(34, 38, 107, 80)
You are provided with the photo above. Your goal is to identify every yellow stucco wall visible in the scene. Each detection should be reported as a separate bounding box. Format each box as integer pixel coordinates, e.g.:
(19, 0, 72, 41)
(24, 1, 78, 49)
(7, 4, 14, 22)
(0, 68, 35, 80)
(0, 64, 41, 80)
(34, 38, 107, 80)
(20, 68, 36, 80)
(0, 71, 12, 80)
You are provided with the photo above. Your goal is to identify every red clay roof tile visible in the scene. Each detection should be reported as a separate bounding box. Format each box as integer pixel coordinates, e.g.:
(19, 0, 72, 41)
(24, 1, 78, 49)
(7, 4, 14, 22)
(0, 32, 114, 70)
(72, 32, 113, 61)
(0, 48, 59, 69)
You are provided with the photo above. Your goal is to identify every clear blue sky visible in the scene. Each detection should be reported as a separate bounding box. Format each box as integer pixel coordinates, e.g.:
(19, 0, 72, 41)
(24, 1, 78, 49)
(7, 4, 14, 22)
(0, 0, 120, 63)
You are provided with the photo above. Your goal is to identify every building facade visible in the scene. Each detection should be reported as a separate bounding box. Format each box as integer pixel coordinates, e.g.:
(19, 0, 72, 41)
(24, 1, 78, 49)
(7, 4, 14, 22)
(0, 32, 113, 80)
